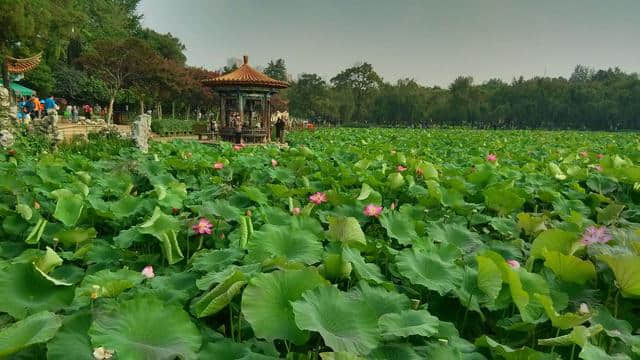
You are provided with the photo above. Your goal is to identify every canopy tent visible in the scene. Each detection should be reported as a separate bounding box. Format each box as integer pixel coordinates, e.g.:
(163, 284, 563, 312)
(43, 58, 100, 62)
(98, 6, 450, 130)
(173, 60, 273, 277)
(10, 82, 35, 96)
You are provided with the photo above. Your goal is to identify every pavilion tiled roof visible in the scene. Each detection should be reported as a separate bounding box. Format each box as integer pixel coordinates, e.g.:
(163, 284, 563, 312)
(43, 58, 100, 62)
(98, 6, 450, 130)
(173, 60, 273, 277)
(5, 52, 42, 74)
(202, 55, 289, 89)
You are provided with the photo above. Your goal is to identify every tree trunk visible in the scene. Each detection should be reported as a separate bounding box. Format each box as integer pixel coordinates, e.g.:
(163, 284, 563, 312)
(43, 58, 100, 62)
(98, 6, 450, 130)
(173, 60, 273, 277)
(139, 99, 144, 115)
(186, 104, 191, 120)
(172, 101, 175, 119)
(158, 103, 163, 119)
(107, 96, 115, 124)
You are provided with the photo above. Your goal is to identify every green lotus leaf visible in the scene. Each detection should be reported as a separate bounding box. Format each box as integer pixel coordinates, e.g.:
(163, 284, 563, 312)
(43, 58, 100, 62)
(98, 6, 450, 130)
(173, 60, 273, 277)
(55, 227, 97, 248)
(377, 309, 439, 338)
(192, 270, 246, 318)
(484, 186, 526, 216)
(247, 224, 322, 265)
(599, 255, 640, 297)
(51, 189, 84, 227)
(47, 310, 93, 360)
(138, 207, 183, 264)
(357, 183, 381, 205)
(428, 223, 483, 254)
(110, 195, 147, 219)
(591, 307, 640, 350)
(0, 263, 75, 319)
(113, 227, 145, 249)
(3, 214, 28, 236)
(292, 285, 380, 355)
(586, 174, 618, 194)
(25, 218, 47, 244)
(0, 311, 62, 357)
(476, 335, 554, 359)
(341, 247, 385, 284)
(89, 295, 202, 360)
(578, 343, 631, 360)
(537, 325, 603, 347)
(155, 181, 187, 209)
(379, 211, 419, 245)
(327, 216, 366, 247)
(535, 293, 589, 330)
(543, 250, 595, 284)
(242, 186, 269, 205)
(319, 253, 352, 281)
(396, 248, 463, 295)
(197, 340, 279, 359)
(387, 172, 405, 190)
(348, 281, 410, 318)
(242, 269, 327, 345)
(191, 247, 246, 274)
(528, 229, 579, 265)
(548, 162, 567, 180)
(35, 246, 63, 274)
(367, 344, 422, 360)
(16, 204, 32, 221)
(74, 268, 144, 307)
(516, 212, 547, 236)
(476, 255, 502, 301)
(597, 203, 625, 225)
(319, 352, 362, 360)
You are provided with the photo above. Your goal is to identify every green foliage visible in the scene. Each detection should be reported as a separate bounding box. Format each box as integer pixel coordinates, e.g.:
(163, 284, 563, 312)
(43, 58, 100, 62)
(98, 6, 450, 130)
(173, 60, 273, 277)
(0, 128, 638, 358)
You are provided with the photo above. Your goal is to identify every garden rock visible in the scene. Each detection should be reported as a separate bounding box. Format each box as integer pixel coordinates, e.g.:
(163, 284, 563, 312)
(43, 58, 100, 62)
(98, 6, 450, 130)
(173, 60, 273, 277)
(131, 114, 151, 153)
(0, 129, 14, 148)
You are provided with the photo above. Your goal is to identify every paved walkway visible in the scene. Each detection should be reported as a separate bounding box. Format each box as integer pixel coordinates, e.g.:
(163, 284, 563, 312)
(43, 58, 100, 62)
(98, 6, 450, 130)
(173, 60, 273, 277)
(59, 123, 131, 140)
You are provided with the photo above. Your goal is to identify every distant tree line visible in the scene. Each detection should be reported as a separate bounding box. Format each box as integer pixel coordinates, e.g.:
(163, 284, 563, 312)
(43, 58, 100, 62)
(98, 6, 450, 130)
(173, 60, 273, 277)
(286, 63, 640, 131)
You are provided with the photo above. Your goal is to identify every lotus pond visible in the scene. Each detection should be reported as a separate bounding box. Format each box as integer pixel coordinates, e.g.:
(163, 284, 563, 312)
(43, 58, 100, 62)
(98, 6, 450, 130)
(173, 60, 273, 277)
(0, 128, 639, 359)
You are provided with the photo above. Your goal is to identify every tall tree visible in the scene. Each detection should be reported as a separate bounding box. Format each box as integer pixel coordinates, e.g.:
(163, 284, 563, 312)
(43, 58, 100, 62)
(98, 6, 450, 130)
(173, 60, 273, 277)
(264, 59, 288, 82)
(79, 37, 163, 123)
(331, 62, 382, 123)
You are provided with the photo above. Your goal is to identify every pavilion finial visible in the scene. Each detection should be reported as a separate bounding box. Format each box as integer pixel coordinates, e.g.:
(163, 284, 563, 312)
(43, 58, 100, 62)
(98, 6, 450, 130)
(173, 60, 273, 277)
(243, 55, 248, 65)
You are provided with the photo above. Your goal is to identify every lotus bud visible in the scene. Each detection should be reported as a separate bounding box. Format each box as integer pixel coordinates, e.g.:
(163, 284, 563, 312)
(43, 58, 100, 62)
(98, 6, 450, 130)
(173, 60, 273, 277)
(245, 210, 252, 217)
(91, 285, 101, 300)
(579, 303, 589, 314)
(141, 265, 155, 279)
(34, 201, 41, 209)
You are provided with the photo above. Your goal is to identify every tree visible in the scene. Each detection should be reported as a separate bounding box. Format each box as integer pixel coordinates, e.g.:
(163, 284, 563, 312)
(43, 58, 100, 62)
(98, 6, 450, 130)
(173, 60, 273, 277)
(137, 29, 187, 64)
(289, 74, 329, 119)
(79, 37, 163, 123)
(264, 59, 288, 82)
(331, 62, 382, 123)
(0, 0, 79, 89)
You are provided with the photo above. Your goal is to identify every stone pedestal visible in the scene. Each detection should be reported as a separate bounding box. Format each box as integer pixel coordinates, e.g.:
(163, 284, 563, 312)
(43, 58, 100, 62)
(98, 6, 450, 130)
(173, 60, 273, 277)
(131, 114, 151, 153)
(0, 129, 14, 148)
(0, 86, 11, 130)
(33, 112, 63, 146)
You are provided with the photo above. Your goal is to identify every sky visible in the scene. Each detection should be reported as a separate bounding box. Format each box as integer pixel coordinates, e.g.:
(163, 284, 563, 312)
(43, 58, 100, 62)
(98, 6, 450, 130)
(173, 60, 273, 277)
(138, 0, 640, 87)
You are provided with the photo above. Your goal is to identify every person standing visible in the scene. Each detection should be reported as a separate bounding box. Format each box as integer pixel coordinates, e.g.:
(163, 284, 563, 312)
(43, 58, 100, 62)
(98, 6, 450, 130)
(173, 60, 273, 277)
(70, 105, 76, 122)
(275, 117, 284, 143)
(64, 105, 72, 121)
(234, 113, 243, 144)
(44, 95, 58, 115)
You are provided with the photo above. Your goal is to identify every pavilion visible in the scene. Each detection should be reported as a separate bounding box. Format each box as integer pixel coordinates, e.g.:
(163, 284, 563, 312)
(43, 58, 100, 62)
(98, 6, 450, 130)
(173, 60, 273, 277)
(202, 55, 289, 143)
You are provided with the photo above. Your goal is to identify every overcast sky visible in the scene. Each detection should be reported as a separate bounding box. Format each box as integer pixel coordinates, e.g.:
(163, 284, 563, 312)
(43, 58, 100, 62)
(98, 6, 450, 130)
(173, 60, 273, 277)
(138, 0, 640, 87)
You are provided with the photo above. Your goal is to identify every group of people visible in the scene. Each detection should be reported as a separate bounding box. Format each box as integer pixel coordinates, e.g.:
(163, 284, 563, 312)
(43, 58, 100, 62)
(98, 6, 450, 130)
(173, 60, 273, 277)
(17, 95, 59, 123)
(228, 112, 288, 144)
(16, 95, 109, 124)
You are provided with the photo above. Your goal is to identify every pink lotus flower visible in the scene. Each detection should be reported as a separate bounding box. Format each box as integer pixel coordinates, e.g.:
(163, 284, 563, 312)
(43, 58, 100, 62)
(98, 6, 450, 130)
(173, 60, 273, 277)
(213, 162, 224, 170)
(233, 144, 243, 151)
(397, 165, 407, 172)
(291, 207, 301, 215)
(597, 153, 604, 159)
(390, 201, 397, 210)
(594, 164, 603, 172)
(487, 153, 497, 162)
(309, 192, 327, 205)
(580, 151, 588, 158)
(271, 159, 278, 167)
(506, 260, 520, 269)
(363, 204, 383, 217)
(581, 225, 612, 245)
(192, 218, 213, 235)
(141, 265, 155, 279)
